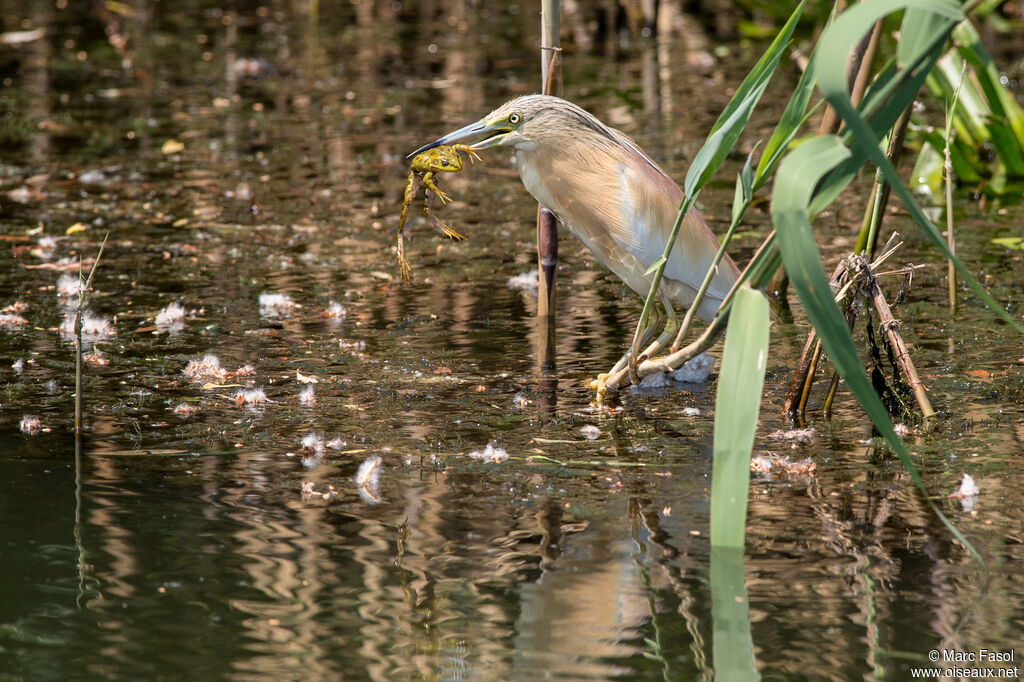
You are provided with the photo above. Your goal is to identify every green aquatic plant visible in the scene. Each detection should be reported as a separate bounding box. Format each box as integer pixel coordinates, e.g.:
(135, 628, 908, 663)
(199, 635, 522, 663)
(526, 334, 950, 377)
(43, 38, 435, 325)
(626, 0, 1024, 563)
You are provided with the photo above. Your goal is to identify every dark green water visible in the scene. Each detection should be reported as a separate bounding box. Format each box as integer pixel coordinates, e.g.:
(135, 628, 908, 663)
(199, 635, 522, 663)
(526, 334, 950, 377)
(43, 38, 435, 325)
(1, 2, 1022, 680)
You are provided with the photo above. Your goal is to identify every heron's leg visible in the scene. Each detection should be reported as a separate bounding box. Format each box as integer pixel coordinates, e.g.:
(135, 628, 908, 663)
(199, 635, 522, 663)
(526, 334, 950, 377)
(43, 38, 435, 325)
(591, 311, 661, 398)
(599, 304, 666, 381)
(636, 294, 679, 362)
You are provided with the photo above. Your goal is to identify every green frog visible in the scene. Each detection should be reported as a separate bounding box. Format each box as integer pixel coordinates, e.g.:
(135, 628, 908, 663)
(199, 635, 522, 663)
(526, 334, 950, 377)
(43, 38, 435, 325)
(396, 144, 481, 281)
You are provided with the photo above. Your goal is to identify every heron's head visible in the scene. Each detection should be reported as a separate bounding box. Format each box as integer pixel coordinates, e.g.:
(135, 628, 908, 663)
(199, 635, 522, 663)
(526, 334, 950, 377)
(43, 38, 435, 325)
(408, 94, 625, 159)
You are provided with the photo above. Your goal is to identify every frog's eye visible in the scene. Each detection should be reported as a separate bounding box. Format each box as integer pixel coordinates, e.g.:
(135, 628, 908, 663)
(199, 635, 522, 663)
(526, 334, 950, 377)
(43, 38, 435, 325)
(508, 113, 522, 125)
(441, 160, 451, 167)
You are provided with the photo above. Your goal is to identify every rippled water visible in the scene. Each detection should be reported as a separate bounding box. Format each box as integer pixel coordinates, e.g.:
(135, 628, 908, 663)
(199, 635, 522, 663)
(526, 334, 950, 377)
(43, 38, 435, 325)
(1, 1, 1022, 680)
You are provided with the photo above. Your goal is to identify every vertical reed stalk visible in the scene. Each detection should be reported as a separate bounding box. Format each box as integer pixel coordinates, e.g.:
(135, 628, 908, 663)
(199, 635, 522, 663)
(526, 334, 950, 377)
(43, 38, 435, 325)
(536, 0, 561, 320)
(944, 64, 966, 315)
(74, 232, 109, 434)
(945, 148, 957, 314)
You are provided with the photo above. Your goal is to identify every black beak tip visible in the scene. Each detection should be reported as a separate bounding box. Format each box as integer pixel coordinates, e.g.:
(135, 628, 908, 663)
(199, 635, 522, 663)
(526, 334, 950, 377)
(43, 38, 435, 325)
(406, 139, 444, 160)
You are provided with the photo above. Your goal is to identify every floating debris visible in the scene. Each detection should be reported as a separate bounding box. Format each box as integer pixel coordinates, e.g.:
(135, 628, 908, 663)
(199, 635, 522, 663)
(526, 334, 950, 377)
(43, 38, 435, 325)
(682, 407, 701, 417)
(83, 350, 110, 367)
(182, 355, 254, 385)
(580, 424, 601, 440)
(78, 168, 106, 185)
(20, 415, 42, 434)
(12, 358, 24, 374)
(234, 364, 256, 379)
(298, 384, 316, 406)
(56, 273, 82, 299)
(325, 437, 347, 450)
(0, 313, 28, 329)
(512, 392, 530, 408)
(155, 302, 187, 333)
(173, 403, 201, 418)
(320, 301, 347, 321)
(633, 372, 671, 390)
(948, 472, 979, 512)
(765, 427, 815, 443)
(300, 432, 326, 456)
(338, 339, 366, 351)
(161, 139, 185, 155)
(469, 442, 509, 463)
(628, 354, 716, 393)
(183, 354, 228, 383)
(301, 480, 340, 502)
(670, 353, 715, 383)
(234, 388, 267, 407)
(355, 455, 383, 503)
(750, 454, 817, 477)
(506, 269, 538, 293)
(32, 236, 59, 259)
(259, 292, 296, 318)
(296, 370, 318, 384)
(59, 310, 116, 340)
(2, 302, 28, 314)
(300, 480, 315, 500)
(300, 433, 325, 467)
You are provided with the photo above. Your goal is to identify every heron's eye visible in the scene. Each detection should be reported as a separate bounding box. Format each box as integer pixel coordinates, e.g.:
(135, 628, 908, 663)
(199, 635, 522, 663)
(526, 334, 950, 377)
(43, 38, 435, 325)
(508, 113, 522, 125)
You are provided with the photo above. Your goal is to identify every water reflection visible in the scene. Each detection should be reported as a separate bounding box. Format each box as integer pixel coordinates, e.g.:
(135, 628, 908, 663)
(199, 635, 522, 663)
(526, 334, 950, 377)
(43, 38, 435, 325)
(1, 0, 1023, 679)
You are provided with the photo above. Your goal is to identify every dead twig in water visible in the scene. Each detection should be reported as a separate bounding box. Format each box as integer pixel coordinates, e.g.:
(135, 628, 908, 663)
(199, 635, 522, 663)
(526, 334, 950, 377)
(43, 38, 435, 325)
(784, 242, 934, 421)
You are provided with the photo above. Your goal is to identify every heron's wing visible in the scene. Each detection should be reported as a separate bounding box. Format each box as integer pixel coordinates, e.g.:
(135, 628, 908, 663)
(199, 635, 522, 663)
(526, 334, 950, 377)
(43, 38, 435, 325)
(520, 142, 739, 309)
(612, 155, 740, 303)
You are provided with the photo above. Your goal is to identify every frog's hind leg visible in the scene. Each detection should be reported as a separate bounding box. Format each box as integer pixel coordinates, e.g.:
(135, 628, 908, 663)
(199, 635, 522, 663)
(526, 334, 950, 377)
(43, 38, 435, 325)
(429, 212, 467, 241)
(424, 193, 466, 241)
(397, 173, 421, 234)
(396, 231, 413, 282)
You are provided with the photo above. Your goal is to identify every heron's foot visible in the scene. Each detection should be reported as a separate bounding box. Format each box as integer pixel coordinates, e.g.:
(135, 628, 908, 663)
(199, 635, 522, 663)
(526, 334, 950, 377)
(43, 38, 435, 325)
(627, 351, 641, 385)
(588, 373, 612, 401)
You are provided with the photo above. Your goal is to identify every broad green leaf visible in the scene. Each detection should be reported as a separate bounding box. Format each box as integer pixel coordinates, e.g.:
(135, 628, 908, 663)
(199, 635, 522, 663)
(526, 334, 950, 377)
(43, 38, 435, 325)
(711, 286, 769, 550)
(771, 134, 984, 565)
(711, 547, 758, 681)
(899, 4, 958, 68)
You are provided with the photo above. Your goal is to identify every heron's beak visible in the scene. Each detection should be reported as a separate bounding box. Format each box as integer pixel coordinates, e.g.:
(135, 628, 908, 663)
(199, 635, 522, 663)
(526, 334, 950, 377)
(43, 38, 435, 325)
(407, 117, 513, 159)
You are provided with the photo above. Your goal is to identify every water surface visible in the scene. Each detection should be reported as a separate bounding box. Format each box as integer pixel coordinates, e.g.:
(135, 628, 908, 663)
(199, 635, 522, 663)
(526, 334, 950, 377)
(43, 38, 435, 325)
(1, 2, 1022, 680)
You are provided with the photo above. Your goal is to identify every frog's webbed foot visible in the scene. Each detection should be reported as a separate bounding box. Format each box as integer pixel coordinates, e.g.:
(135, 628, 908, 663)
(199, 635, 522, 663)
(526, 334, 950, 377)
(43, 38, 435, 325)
(426, 187, 452, 205)
(420, 173, 452, 205)
(396, 233, 413, 282)
(429, 211, 467, 241)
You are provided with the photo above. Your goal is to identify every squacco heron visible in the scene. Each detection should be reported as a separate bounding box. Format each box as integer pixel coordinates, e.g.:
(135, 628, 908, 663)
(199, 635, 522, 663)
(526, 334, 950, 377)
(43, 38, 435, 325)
(410, 94, 740, 368)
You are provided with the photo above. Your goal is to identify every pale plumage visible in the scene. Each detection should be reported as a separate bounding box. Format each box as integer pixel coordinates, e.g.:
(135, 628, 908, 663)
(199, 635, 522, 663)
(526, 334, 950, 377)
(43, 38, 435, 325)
(410, 94, 740, 322)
